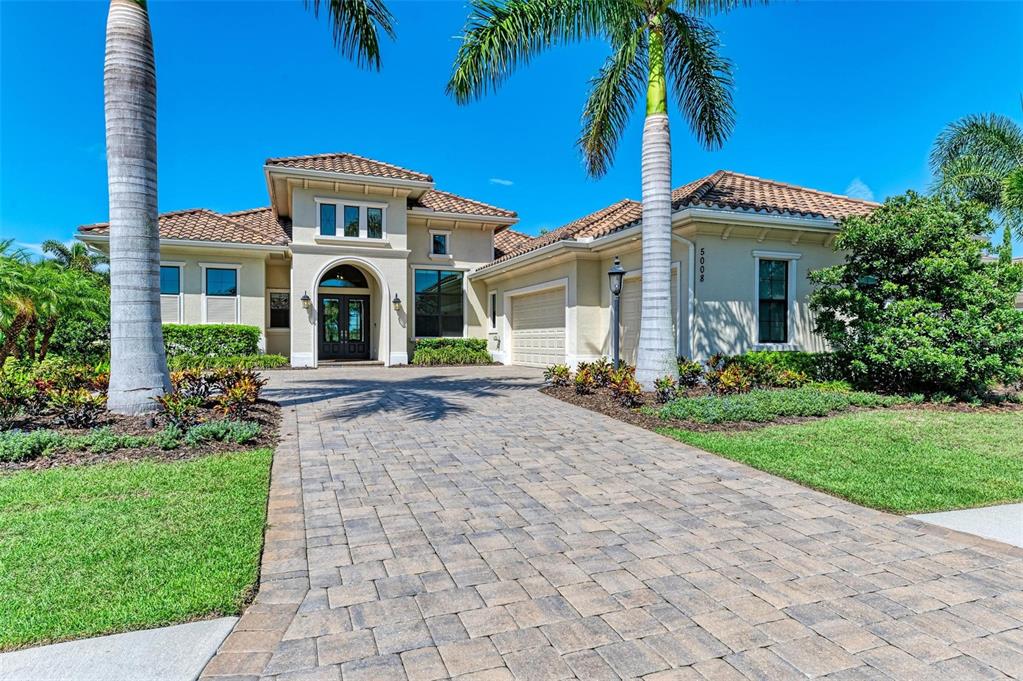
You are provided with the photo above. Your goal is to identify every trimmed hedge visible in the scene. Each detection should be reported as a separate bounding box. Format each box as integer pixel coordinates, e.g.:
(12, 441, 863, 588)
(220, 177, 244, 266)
(724, 351, 842, 383)
(411, 338, 492, 366)
(168, 354, 288, 371)
(162, 325, 261, 358)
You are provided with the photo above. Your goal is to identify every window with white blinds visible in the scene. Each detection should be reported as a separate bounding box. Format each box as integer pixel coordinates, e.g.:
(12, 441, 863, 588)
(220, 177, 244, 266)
(202, 265, 240, 324)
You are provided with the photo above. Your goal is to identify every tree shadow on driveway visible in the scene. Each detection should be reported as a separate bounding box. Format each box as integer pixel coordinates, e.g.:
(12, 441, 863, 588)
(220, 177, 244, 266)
(265, 372, 541, 422)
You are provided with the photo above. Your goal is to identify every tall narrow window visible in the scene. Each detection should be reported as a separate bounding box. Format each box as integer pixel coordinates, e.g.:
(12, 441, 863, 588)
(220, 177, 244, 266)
(489, 292, 497, 329)
(319, 203, 336, 236)
(367, 207, 383, 239)
(414, 269, 463, 337)
(269, 292, 290, 328)
(343, 206, 359, 237)
(432, 233, 449, 256)
(159, 265, 181, 323)
(758, 259, 788, 343)
(205, 267, 239, 324)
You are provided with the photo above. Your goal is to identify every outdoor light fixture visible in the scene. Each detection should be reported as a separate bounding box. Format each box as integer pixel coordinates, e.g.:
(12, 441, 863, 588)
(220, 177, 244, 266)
(608, 256, 625, 369)
(392, 293, 402, 311)
(301, 291, 311, 309)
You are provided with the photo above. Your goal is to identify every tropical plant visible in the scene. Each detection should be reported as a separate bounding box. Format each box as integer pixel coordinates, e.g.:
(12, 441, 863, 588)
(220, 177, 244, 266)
(608, 367, 643, 406)
(46, 388, 108, 429)
(102, 0, 395, 413)
(930, 108, 1023, 261)
(653, 375, 678, 403)
(543, 363, 572, 387)
(809, 192, 1023, 396)
(42, 240, 109, 275)
(153, 392, 203, 428)
(676, 358, 703, 387)
(447, 0, 741, 389)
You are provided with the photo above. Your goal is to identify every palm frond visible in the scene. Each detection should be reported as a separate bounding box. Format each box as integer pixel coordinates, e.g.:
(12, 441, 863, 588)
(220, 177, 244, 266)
(674, 0, 767, 17)
(306, 0, 395, 70)
(662, 9, 734, 150)
(447, 0, 637, 104)
(578, 27, 647, 178)
(935, 153, 1006, 207)
(930, 113, 1023, 180)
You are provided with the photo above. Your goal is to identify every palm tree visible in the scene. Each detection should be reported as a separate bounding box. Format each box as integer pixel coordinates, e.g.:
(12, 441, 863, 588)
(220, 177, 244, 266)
(930, 110, 1023, 262)
(42, 240, 109, 275)
(103, 0, 395, 413)
(447, 0, 738, 387)
(0, 241, 35, 366)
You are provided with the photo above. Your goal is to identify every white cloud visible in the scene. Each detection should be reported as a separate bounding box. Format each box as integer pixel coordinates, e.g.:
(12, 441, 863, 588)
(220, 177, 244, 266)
(489, 177, 514, 187)
(844, 178, 875, 202)
(15, 242, 46, 257)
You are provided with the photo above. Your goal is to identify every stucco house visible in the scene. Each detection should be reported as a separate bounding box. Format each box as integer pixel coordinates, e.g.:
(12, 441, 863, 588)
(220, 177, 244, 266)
(78, 152, 877, 368)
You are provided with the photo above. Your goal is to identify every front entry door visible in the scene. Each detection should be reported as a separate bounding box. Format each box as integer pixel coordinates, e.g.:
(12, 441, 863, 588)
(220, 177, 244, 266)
(319, 295, 370, 360)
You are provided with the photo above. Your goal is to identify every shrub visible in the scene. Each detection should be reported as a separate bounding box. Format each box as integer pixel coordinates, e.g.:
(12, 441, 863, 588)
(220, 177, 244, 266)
(609, 369, 642, 407)
(574, 366, 596, 394)
(659, 387, 905, 424)
(46, 388, 106, 428)
(184, 420, 261, 446)
(543, 364, 571, 387)
(809, 192, 1023, 396)
(46, 309, 110, 366)
(154, 393, 203, 428)
(411, 338, 492, 366)
(588, 358, 615, 387)
(154, 424, 183, 450)
(676, 359, 704, 388)
(725, 351, 837, 385)
(654, 376, 678, 404)
(214, 369, 267, 418)
(712, 364, 753, 395)
(170, 370, 219, 400)
(0, 365, 34, 427)
(162, 324, 261, 358)
(0, 429, 63, 462)
(167, 353, 288, 371)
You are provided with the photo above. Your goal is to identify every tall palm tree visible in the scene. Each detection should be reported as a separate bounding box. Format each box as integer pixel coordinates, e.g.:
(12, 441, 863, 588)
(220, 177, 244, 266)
(447, 0, 738, 387)
(930, 110, 1023, 262)
(42, 240, 109, 275)
(103, 0, 394, 413)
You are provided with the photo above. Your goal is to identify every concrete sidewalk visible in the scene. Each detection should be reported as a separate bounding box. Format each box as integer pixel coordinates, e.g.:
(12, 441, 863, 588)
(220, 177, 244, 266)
(911, 502, 1023, 549)
(0, 617, 237, 681)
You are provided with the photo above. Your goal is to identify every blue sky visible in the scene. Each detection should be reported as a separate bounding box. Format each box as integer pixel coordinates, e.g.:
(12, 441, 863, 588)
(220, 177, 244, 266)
(2, 1, 1021, 255)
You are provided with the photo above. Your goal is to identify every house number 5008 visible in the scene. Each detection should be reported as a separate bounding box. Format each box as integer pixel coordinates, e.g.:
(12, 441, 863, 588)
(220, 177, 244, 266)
(699, 248, 706, 283)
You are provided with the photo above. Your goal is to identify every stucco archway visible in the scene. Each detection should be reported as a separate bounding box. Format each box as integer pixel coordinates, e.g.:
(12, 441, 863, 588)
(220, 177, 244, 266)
(308, 257, 391, 367)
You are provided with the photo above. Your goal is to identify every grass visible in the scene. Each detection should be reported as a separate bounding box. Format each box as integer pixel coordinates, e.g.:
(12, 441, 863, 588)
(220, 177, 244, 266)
(0, 449, 272, 650)
(661, 410, 1023, 514)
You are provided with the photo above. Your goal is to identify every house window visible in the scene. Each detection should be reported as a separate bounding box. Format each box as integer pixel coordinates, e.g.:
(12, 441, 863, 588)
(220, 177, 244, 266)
(367, 207, 383, 239)
(159, 264, 182, 324)
(489, 291, 497, 329)
(269, 292, 289, 328)
(343, 205, 359, 237)
(758, 259, 788, 343)
(414, 269, 463, 337)
(203, 265, 240, 324)
(432, 233, 448, 256)
(320, 203, 336, 236)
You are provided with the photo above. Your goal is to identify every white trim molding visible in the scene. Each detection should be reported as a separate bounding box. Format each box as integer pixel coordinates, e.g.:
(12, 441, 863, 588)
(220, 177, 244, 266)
(159, 261, 185, 324)
(307, 257, 391, 368)
(199, 262, 241, 324)
(315, 196, 388, 240)
(752, 250, 801, 349)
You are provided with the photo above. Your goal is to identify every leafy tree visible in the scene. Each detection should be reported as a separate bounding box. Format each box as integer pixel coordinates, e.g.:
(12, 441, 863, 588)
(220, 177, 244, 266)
(42, 240, 108, 276)
(930, 109, 1023, 262)
(102, 0, 394, 413)
(447, 0, 741, 387)
(809, 192, 1023, 397)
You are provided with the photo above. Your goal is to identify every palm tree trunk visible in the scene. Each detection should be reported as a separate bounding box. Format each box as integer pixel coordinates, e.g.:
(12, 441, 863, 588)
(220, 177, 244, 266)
(635, 15, 678, 389)
(24, 318, 37, 361)
(0, 311, 31, 366)
(37, 318, 58, 362)
(104, 0, 170, 413)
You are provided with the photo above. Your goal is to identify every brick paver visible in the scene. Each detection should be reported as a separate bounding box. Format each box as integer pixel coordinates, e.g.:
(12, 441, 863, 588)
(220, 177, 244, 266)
(202, 366, 1023, 680)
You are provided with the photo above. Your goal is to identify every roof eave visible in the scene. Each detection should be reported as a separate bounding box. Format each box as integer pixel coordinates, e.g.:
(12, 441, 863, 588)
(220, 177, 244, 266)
(78, 232, 289, 253)
(408, 207, 518, 226)
(264, 165, 435, 191)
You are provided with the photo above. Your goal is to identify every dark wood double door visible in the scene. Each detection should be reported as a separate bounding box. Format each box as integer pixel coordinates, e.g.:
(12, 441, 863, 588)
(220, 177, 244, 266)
(319, 294, 370, 360)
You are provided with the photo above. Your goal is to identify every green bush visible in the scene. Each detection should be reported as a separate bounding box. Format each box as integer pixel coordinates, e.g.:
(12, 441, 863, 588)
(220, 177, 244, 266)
(659, 386, 905, 424)
(184, 420, 261, 446)
(677, 359, 704, 388)
(411, 338, 492, 366)
(543, 364, 571, 387)
(654, 376, 679, 403)
(46, 388, 106, 428)
(0, 430, 63, 462)
(162, 325, 261, 358)
(46, 311, 110, 366)
(167, 353, 288, 371)
(809, 192, 1023, 396)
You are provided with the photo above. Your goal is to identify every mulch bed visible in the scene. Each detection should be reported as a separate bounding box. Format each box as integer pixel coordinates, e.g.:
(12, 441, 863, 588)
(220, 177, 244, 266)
(1, 400, 281, 472)
(540, 384, 1023, 435)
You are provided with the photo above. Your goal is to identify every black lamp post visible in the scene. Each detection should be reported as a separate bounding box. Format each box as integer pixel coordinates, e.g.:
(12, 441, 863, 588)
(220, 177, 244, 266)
(608, 256, 625, 369)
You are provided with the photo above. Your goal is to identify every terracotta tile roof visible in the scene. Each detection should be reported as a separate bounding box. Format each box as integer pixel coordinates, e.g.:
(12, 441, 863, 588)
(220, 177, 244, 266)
(410, 189, 517, 219)
(265, 152, 432, 183)
(673, 170, 878, 220)
(494, 229, 535, 259)
(481, 171, 878, 268)
(78, 207, 291, 246)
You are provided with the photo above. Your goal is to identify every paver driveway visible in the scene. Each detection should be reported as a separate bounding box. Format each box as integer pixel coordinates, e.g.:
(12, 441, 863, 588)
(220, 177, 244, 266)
(202, 366, 1023, 681)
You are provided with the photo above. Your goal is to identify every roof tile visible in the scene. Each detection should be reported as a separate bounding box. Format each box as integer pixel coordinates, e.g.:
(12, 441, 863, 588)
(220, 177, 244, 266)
(410, 189, 517, 219)
(79, 207, 291, 246)
(265, 152, 432, 182)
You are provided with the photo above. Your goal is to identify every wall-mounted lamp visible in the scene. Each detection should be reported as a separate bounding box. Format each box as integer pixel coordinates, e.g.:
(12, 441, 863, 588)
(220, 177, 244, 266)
(301, 291, 311, 309)
(392, 293, 402, 311)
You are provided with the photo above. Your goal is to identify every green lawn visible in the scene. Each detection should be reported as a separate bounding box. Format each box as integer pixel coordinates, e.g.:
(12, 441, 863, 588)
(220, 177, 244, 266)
(661, 410, 1023, 514)
(0, 449, 272, 650)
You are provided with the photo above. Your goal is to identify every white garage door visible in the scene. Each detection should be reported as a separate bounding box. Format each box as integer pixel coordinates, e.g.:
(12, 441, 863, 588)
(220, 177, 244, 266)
(620, 270, 679, 367)
(511, 287, 566, 367)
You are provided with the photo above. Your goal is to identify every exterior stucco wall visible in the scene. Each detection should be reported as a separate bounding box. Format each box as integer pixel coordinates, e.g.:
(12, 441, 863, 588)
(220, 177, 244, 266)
(159, 247, 268, 350)
(290, 187, 409, 250)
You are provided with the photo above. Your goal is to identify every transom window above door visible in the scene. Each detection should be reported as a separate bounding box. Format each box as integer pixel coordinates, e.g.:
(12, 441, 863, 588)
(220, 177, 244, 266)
(316, 198, 386, 239)
(319, 264, 369, 289)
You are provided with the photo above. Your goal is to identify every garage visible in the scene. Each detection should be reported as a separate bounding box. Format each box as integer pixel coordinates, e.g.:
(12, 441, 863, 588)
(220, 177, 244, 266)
(510, 287, 566, 367)
(620, 270, 679, 366)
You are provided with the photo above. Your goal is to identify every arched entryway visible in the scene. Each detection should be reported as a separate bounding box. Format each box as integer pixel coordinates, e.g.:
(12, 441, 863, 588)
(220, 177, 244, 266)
(309, 259, 389, 364)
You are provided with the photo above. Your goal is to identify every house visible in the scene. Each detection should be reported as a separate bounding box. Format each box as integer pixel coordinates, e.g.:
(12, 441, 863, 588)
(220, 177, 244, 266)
(78, 153, 877, 368)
